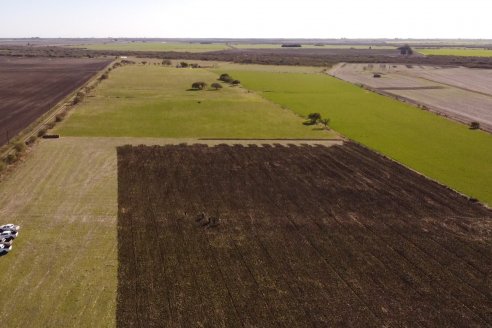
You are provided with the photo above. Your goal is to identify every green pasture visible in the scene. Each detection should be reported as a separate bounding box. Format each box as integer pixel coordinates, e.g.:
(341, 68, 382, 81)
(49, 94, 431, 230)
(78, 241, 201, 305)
(418, 48, 492, 57)
(229, 70, 492, 205)
(56, 65, 333, 139)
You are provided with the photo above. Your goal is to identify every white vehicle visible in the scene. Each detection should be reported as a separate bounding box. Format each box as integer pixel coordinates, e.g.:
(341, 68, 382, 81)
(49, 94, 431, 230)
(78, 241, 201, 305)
(0, 224, 20, 232)
(0, 244, 12, 254)
(0, 230, 18, 240)
(0, 238, 12, 246)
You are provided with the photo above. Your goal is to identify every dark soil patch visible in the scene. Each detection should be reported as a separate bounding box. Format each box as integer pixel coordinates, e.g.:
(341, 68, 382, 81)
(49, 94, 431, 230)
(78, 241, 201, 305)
(0, 57, 111, 146)
(117, 142, 492, 327)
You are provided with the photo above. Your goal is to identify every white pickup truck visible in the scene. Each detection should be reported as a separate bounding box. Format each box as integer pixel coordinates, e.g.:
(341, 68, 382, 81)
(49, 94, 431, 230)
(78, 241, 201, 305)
(0, 243, 12, 254)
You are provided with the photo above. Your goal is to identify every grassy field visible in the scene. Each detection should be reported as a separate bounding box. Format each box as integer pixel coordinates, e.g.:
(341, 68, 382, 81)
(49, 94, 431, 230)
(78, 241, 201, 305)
(0, 138, 118, 327)
(56, 65, 334, 139)
(229, 70, 492, 205)
(418, 48, 492, 57)
(74, 42, 230, 52)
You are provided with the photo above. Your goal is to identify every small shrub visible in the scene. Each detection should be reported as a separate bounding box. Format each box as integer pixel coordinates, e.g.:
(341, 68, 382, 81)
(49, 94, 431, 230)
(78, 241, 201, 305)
(306, 113, 321, 125)
(73, 91, 85, 105)
(37, 127, 48, 138)
(162, 59, 172, 66)
(14, 142, 26, 153)
(191, 82, 207, 90)
(55, 112, 66, 122)
(231, 80, 241, 85)
(319, 118, 331, 130)
(6, 153, 17, 165)
(179, 62, 189, 68)
(211, 83, 223, 90)
(219, 74, 233, 83)
(100, 73, 109, 80)
(470, 121, 480, 130)
(26, 136, 37, 145)
(46, 121, 56, 129)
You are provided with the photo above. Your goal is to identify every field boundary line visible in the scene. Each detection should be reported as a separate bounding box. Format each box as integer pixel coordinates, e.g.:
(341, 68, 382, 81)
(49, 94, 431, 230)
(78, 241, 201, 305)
(347, 140, 491, 209)
(198, 138, 341, 141)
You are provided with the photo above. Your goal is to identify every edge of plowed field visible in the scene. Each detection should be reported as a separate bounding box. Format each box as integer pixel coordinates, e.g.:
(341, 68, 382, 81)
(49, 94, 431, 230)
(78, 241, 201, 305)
(0, 58, 115, 159)
(349, 139, 490, 208)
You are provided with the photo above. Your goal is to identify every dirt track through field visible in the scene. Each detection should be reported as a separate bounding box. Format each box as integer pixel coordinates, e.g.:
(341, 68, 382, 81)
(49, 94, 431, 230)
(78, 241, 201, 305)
(0, 57, 110, 145)
(117, 142, 492, 327)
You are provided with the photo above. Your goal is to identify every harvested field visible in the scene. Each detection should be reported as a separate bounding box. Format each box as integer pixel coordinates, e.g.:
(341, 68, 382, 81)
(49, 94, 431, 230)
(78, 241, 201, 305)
(0, 57, 111, 145)
(331, 63, 492, 131)
(117, 143, 492, 327)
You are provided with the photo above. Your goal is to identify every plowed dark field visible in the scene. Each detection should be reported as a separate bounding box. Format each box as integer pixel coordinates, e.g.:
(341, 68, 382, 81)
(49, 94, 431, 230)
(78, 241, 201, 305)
(0, 57, 110, 145)
(117, 142, 492, 327)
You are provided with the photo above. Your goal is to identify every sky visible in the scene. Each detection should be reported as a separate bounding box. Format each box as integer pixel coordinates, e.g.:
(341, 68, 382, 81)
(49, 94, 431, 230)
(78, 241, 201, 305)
(1, 0, 491, 39)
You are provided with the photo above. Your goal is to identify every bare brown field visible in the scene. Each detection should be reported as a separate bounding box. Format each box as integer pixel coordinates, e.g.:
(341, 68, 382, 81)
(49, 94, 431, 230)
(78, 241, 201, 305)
(117, 143, 492, 327)
(0, 57, 111, 145)
(331, 63, 492, 131)
(402, 66, 492, 95)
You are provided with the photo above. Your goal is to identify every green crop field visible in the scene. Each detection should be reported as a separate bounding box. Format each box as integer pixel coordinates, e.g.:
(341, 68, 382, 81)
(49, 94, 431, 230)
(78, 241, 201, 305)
(418, 48, 492, 57)
(228, 70, 492, 205)
(74, 42, 230, 52)
(56, 65, 334, 139)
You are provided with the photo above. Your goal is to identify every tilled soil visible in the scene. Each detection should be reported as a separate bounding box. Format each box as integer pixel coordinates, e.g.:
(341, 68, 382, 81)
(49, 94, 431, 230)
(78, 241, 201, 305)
(330, 63, 492, 131)
(0, 57, 111, 145)
(117, 142, 492, 327)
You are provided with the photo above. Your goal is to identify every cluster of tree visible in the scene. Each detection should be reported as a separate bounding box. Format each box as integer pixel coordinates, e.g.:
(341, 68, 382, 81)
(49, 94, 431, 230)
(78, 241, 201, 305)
(191, 82, 224, 91)
(282, 44, 302, 48)
(191, 82, 207, 90)
(178, 62, 200, 68)
(397, 45, 414, 56)
(219, 73, 240, 85)
(470, 121, 480, 130)
(304, 113, 330, 130)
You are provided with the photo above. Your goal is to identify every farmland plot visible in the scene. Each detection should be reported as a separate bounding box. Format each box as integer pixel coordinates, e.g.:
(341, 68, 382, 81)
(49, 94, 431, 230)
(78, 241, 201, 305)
(0, 57, 111, 145)
(117, 143, 492, 327)
(330, 63, 492, 131)
(57, 65, 332, 139)
(232, 69, 492, 205)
